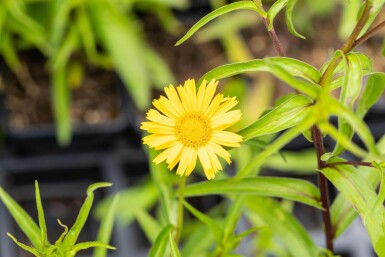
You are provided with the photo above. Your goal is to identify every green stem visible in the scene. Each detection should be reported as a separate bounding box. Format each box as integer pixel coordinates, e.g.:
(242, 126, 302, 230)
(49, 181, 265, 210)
(175, 176, 187, 243)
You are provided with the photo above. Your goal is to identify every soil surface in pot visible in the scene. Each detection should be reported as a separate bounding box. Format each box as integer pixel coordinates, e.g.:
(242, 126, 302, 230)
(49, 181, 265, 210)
(3, 51, 119, 130)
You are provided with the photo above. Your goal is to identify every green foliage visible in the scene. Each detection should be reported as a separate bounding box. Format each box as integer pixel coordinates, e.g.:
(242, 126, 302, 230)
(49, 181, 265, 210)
(0, 182, 116, 257)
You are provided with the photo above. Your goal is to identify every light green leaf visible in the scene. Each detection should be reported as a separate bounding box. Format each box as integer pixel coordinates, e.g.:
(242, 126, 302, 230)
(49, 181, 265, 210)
(149, 148, 177, 225)
(184, 177, 322, 209)
(338, 0, 361, 39)
(332, 52, 363, 156)
(169, 234, 182, 257)
(93, 194, 119, 257)
(200, 57, 320, 84)
(52, 64, 71, 146)
(239, 94, 313, 141)
(62, 183, 112, 249)
(143, 46, 175, 88)
(285, 0, 305, 39)
(90, 3, 150, 109)
(148, 224, 174, 257)
(35, 181, 47, 246)
(356, 72, 385, 119)
(183, 201, 222, 241)
(263, 149, 317, 174)
(94, 182, 157, 226)
(7, 233, 40, 257)
(327, 97, 379, 156)
(181, 225, 215, 257)
(245, 197, 319, 257)
(135, 208, 162, 243)
(236, 110, 317, 178)
(73, 241, 115, 254)
(322, 161, 385, 256)
(371, 162, 385, 213)
(267, 0, 288, 30)
(175, 1, 266, 46)
(0, 188, 42, 251)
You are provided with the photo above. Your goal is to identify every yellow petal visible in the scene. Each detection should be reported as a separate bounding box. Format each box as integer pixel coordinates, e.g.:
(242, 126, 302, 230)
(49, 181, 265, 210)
(207, 142, 231, 164)
(205, 94, 224, 118)
(185, 148, 198, 176)
(140, 122, 174, 134)
(143, 134, 177, 150)
(164, 85, 184, 116)
(211, 110, 242, 130)
(200, 80, 218, 112)
(212, 131, 243, 147)
(167, 143, 184, 170)
(153, 97, 179, 119)
(198, 147, 215, 180)
(146, 109, 175, 126)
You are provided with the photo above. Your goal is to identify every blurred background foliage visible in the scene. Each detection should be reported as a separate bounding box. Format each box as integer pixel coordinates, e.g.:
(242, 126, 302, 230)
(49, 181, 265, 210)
(0, 0, 382, 145)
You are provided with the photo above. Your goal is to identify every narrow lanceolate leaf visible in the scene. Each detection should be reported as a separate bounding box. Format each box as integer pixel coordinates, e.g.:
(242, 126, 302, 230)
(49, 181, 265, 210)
(184, 177, 322, 209)
(356, 72, 385, 119)
(183, 201, 222, 241)
(52, 64, 71, 146)
(175, 1, 266, 46)
(200, 57, 320, 84)
(285, 0, 305, 39)
(35, 181, 47, 246)
(148, 224, 174, 257)
(62, 183, 112, 249)
(238, 94, 313, 141)
(135, 208, 162, 243)
(169, 234, 182, 257)
(149, 148, 176, 225)
(327, 97, 380, 156)
(333, 53, 363, 156)
(94, 194, 120, 257)
(267, 0, 288, 30)
(245, 197, 319, 257)
(0, 187, 42, 251)
(90, 2, 150, 110)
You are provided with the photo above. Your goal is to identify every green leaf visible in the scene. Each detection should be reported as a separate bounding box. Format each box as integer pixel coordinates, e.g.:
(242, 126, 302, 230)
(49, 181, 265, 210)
(149, 148, 177, 225)
(238, 94, 313, 141)
(236, 110, 317, 178)
(327, 97, 379, 156)
(93, 194, 119, 257)
(200, 57, 321, 84)
(175, 1, 266, 46)
(285, 0, 305, 39)
(135, 208, 162, 243)
(35, 181, 47, 246)
(183, 201, 222, 241)
(90, 2, 150, 110)
(94, 182, 157, 226)
(148, 224, 174, 257)
(263, 149, 317, 174)
(184, 177, 322, 209)
(7, 233, 40, 257)
(332, 53, 363, 156)
(52, 64, 71, 146)
(245, 197, 319, 257)
(169, 234, 182, 257)
(143, 46, 175, 88)
(267, 0, 288, 30)
(181, 225, 215, 257)
(62, 182, 112, 249)
(322, 161, 385, 256)
(0, 187, 43, 252)
(72, 241, 115, 254)
(356, 72, 385, 119)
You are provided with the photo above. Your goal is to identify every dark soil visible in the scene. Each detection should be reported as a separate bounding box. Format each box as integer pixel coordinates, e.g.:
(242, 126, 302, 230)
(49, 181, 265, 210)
(3, 51, 119, 130)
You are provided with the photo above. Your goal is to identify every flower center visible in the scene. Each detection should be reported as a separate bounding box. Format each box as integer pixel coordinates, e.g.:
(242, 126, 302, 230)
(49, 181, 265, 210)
(175, 112, 212, 148)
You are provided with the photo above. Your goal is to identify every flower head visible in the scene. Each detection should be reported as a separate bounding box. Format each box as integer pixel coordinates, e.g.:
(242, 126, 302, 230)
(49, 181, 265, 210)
(141, 79, 242, 179)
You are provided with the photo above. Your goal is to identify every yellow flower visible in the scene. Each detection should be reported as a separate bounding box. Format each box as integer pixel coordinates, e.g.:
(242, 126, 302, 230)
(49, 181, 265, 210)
(141, 79, 242, 180)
